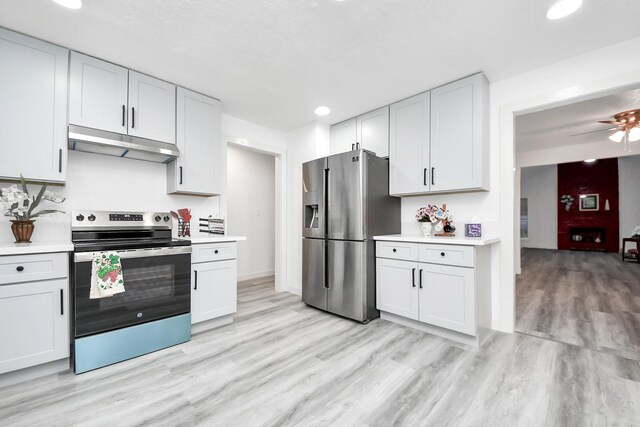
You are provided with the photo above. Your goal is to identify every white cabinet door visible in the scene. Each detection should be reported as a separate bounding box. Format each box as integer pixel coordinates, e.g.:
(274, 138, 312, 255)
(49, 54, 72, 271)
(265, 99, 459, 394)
(0, 28, 68, 183)
(191, 259, 237, 324)
(168, 88, 221, 195)
(0, 278, 69, 374)
(376, 258, 419, 320)
(357, 106, 389, 157)
(418, 263, 475, 335)
(430, 74, 488, 192)
(128, 71, 176, 144)
(389, 92, 430, 195)
(69, 52, 129, 134)
(330, 118, 357, 154)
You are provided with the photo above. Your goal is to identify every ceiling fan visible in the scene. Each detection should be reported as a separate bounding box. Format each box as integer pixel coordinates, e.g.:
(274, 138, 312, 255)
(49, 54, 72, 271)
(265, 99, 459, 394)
(570, 108, 640, 152)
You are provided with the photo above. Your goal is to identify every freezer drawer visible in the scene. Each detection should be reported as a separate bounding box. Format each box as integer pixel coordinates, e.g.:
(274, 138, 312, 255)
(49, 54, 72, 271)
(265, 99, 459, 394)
(302, 238, 327, 310)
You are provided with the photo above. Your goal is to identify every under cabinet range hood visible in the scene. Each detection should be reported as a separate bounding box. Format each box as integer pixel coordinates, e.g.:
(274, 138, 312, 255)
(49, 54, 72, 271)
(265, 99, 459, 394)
(67, 125, 180, 164)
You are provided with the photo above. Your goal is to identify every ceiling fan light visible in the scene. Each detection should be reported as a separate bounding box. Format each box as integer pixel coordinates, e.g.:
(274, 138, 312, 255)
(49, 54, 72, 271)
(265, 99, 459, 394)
(629, 127, 640, 142)
(609, 130, 626, 143)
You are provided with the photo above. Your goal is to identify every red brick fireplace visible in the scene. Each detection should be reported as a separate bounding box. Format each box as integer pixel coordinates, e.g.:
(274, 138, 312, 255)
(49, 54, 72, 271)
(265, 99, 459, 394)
(557, 158, 619, 252)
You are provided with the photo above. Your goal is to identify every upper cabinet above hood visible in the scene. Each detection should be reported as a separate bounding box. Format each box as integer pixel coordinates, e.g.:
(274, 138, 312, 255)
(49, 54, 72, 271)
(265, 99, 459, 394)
(68, 52, 178, 163)
(68, 125, 180, 164)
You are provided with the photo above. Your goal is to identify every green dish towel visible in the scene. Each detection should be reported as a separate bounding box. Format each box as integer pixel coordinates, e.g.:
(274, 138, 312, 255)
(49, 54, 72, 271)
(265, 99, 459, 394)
(90, 251, 125, 299)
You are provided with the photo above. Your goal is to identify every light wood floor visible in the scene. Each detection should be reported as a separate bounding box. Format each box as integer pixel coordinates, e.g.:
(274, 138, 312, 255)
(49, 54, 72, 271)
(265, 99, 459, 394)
(517, 248, 640, 360)
(1, 274, 640, 426)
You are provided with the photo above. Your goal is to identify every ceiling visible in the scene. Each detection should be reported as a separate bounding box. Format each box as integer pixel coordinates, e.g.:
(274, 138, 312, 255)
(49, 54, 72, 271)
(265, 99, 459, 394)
(2, 1, 640, 131)
(515, 87, 640, 153)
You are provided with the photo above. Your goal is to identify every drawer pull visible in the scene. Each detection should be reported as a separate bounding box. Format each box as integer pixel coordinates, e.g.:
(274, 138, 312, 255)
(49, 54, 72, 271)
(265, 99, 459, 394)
(215, 250, 219, 254)
(392, 248, 397, 253)
(440, 252, 445, 257)
(16, 266, 24, 272)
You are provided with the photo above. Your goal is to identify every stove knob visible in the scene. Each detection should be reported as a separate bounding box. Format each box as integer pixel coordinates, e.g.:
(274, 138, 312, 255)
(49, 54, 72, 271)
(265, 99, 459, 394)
(163, 215, 170, 222)
(76, 214, 84, 222)
(155, 215, 162, 222)
(88, 214, 96, 222)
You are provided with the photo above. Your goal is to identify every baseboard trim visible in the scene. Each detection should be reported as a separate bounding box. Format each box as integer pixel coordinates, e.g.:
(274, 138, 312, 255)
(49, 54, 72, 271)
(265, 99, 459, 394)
(237, 270, 275, 281)
(0, 358, 70, 389)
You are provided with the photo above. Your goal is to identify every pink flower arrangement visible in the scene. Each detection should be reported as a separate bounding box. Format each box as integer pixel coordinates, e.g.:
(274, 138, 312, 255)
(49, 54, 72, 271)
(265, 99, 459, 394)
(416, 205, 438, 223)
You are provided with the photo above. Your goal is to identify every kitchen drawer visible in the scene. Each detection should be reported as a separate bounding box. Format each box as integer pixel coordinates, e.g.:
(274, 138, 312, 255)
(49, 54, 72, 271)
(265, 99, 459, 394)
(376, 241, 419, 261)
(0, 252, 68, 285)
(191, 242, 237, 264)
(418, 244, 475, 268)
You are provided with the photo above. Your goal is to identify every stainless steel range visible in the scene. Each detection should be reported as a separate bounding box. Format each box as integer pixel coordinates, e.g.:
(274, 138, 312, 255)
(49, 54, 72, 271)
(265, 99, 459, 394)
(71, 210, 192, 373)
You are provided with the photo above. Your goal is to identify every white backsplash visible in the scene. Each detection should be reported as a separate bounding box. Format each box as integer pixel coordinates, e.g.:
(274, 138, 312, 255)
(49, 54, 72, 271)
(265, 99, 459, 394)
(0, 150, 221, 244)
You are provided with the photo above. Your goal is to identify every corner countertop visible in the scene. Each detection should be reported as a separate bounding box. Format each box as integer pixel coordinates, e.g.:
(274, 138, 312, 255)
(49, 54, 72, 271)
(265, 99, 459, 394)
(0, 241, 74, 256)
(373, 234, 500, 246)
(182, 235, 247, 244)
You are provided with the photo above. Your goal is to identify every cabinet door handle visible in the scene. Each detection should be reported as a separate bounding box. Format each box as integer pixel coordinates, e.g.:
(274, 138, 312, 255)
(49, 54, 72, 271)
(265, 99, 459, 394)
(58, 149, 62, 173)
(60, 289, 64, 315)
(179, 166, 183, 184)
(423, 168, 427, 186)
(431, 167, 435, 186)
(412, 268, 416, 287)
(131, 107, 135, 128)
(16, 266, 24, 272)
(419, 269, 423, 289)
(351, 143, 355, 150)
(356, 142, 360, 150)
(194, 270, 198, 290)
(122, 105, 126, 127)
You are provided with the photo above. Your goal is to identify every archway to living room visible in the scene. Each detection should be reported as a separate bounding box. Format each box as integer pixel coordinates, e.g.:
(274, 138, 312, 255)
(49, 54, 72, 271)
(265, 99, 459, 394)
(513, 87, 640, 358)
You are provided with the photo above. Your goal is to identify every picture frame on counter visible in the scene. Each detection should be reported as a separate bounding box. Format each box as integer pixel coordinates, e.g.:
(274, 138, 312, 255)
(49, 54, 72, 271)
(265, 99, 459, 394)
(465, 223, 482, 238)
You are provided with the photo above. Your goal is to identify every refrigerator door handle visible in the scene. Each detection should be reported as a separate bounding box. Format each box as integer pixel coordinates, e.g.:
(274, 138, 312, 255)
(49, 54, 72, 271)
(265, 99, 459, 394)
(324, 241, 329, 289)
(324, 167, 330, 236)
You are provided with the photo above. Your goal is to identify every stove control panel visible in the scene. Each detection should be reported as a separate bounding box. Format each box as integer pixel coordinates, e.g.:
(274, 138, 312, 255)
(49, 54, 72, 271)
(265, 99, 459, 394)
(71, 211, 174, 230)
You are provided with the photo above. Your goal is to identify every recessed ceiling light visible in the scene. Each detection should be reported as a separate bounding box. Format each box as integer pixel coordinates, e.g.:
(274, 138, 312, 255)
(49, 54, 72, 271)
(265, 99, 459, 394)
(584, 159, 596, 163)
(546, 0, 582, 20)
(315, 106, 330, 116)
(53, 0, 82, 9)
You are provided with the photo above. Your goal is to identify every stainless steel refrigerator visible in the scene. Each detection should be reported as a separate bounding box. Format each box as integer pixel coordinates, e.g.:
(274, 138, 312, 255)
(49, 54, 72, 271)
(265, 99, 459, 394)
(302, 149, 400, 323)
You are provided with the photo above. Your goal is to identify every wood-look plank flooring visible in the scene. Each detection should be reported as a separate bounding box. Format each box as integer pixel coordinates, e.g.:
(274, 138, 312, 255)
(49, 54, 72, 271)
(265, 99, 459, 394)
(517, 248, 640, 360)
(2, 274, 640, 426)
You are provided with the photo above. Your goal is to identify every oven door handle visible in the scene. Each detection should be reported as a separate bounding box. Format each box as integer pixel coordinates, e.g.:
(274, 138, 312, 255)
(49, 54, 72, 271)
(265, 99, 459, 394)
(74, 246, 192, 262)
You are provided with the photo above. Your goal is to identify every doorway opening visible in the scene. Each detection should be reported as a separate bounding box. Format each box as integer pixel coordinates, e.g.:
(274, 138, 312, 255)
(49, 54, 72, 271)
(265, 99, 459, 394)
(513, 86, 640, 359)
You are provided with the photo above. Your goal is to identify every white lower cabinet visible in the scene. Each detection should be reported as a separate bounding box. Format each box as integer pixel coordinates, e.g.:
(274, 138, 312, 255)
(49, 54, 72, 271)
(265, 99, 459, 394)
(376, 241, 490, 346)
(0, 253, 69, 375)
(376, 258, 418, 320)
(191, 242, 238, 326)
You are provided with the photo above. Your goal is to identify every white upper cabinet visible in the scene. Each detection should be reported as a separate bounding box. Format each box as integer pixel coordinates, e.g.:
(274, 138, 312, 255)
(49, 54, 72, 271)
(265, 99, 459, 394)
(69, 56, 176, 144)
(330, 107, 390, 157)
(356, 106, 389, 157)
(330, 118, 357, 154)
(0, 28, 68, 183)
(69, 52, 128, 134)
(168, 88, 221, 195)
(128, 71, 176, 144)
(389, 92, 430, 196)
(430, 73, 489, 192)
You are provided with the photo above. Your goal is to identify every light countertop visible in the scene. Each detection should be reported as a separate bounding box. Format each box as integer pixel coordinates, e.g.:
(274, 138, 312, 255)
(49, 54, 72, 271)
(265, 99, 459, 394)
(183, 235, 247, 244)
(373, 234, 500, 246)
(0, 241, 74, 256)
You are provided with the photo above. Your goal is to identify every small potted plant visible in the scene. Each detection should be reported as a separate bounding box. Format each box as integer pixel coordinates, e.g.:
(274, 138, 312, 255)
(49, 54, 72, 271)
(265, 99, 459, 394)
(560, 194, 575, 211)
(1, 175, 66, 243)
(416, 205, 438, 236)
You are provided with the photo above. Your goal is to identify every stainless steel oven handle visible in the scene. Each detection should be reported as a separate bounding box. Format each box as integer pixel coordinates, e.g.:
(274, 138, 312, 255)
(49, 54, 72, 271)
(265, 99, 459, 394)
(74, 246, 192, 262)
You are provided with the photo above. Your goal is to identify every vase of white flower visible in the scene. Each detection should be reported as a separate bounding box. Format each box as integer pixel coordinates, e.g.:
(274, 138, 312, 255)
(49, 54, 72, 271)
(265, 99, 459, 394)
(1, 175, 66, 243)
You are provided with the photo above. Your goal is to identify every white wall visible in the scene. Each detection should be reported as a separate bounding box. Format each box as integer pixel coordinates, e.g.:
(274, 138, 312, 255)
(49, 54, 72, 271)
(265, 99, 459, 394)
(284, 122, 330, 295)
(227, 145, 276, 280)
(619, 155, 640, 245)
(0, 150, 221, 243)
(520, 165, 557, 250)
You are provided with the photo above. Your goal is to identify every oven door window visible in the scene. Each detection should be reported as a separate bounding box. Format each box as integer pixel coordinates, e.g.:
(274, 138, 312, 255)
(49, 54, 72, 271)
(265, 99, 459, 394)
(74, 253, 190, 337)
